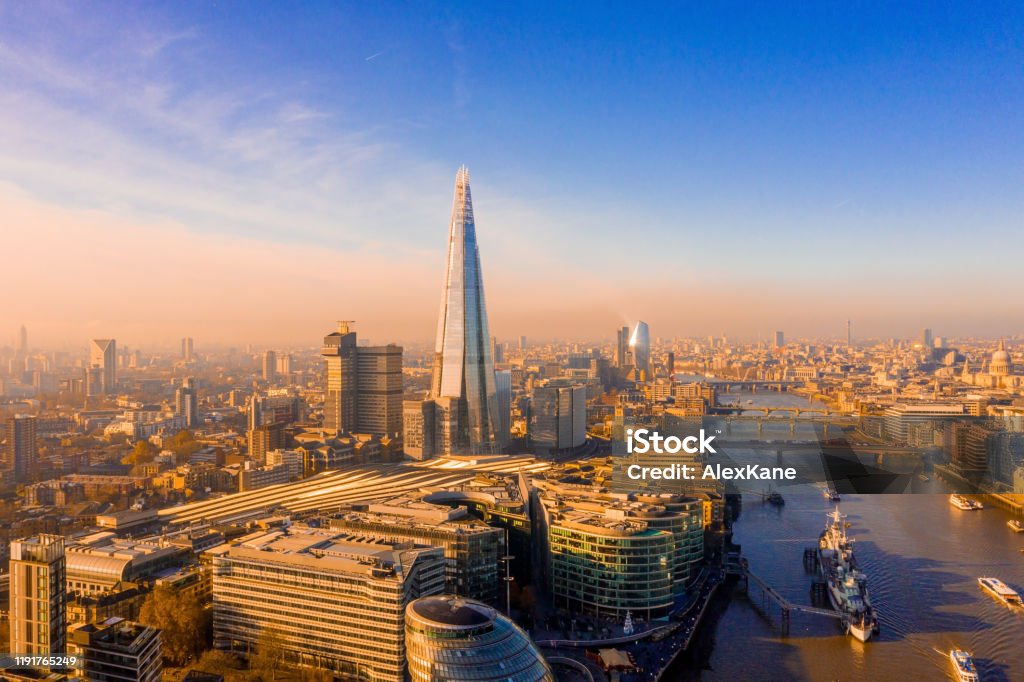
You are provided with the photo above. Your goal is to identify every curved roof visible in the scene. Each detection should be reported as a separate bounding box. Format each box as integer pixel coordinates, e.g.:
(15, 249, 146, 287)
(65, 553, 131, 581)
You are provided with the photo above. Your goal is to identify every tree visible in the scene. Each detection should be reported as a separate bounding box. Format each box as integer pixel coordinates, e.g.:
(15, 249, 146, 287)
(128, 440, 155, 465)
(248, 626, 286, 682)
(139, 586, 208, 666)
(167, 430, 202, 464)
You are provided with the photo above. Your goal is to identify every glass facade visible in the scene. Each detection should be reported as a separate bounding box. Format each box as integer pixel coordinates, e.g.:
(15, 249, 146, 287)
(405, 595, 553, 682)
(431, 167, 505, 453)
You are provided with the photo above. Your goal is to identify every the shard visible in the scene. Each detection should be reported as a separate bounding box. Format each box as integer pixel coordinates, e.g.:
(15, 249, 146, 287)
(430, 166, 505, 452)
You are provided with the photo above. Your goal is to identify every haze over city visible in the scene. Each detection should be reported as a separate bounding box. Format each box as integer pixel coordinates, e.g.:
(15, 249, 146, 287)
(3, 2, 1024, 346)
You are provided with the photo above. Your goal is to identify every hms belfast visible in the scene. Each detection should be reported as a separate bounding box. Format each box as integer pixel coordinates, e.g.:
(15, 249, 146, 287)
(817, 508, 879, 642)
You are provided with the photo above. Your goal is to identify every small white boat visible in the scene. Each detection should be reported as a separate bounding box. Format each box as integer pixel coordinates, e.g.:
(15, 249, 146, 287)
(1007, 519, 1024, 533)
(949, 649, 979, 682)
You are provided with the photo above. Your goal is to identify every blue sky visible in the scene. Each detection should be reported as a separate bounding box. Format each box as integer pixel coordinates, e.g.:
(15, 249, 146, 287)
(2, 2, 1023, 344)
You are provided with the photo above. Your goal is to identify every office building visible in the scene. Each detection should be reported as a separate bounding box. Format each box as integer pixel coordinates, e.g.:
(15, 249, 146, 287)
(10, 534, 67, 657)
(329, 498, 503, 604)
(774, 330, 785, 349)
(89, 338, 117, 394)
(275, 352, 292, 376)
(519, 335, 527, 351)
(629, 322, 650, 380)
(322, 322, 403, 437)
(211, 527, 445, 682)
(405, 595, 554, 682)
(883, 403, 966, 444)
(495, 370, 511, 446)
(408, 168, 505, 457)
(615, 326, 630, 367)
(6, 415, 37, 481)
(69, 617, 162, 682)
(402, 399, 437, 461)
(261, 350, 277, 382)
(322, 322, 359, 433)
(356, 344, 403, 437)
(921, 328, 933, 349)
(181, 337, 194, 362)
(175, 377, 199, 428)
(491, 337, 504, 364)
(534, 477, 704, 618)
(530, 385, 586, 454)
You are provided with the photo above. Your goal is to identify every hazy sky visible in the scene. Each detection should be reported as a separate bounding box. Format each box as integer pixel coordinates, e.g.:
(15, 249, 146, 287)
(3, 2, 1023, 348)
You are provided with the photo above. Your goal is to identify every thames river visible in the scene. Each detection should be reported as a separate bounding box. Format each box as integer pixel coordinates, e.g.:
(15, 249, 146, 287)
(665, 385, 1024, 681)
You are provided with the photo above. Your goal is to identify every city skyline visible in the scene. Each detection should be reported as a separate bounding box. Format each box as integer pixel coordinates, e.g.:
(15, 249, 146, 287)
(3, 3, 1024, 345)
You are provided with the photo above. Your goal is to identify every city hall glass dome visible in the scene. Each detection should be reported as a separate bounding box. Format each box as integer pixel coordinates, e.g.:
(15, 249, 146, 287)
(405, 595, 554, 682)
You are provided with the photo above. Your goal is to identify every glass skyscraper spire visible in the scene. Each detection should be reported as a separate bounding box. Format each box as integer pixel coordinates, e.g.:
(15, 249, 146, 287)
(430, 167, 505, 453)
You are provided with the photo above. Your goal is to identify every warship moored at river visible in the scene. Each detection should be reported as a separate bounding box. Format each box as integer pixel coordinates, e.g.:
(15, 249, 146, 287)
(817, 508, 878, 642)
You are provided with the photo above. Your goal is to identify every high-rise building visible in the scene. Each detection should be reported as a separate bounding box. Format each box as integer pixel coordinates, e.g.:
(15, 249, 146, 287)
(629, 321, 651, 380)
(530, 385, 586, 454)
(276, 352, 293, 376)
(405, 595, 554, 682)
(666, 351, 675, 376)
(19, 324, 27, 354)
(495, 370, 511, 446)
(262, 350, 277, 382)
(69, 618, 162, 682)
(6, 415, 37, 481)
(519, 335, 527, 351)
(10, 534, 67, 658)
(491, 336, 505, 364)
(412, 167, 505, 456)
(175, 377, 199, 428)
(615, 326, 630, 367)
(322, 322, 359, 433)
(357, 344, 403, 437)
(921, 328, 934, 349)
(322, 322, 403, 437)
(211, 527, 445, 682)
(89, 338, 117, 394)
(181, 337, 194, 362)
(403, 399, 438, 461)
(774, 330, 785, 349)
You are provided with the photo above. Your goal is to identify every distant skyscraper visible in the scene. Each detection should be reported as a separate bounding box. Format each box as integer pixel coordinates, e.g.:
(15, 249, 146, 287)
(89, 339, 116, 394)
(6, 415, 37, 481)
(10, 534, 67, 658)
(425, 167, 505, 454)
(519, 335, 527, 351)
(276, 352, 293, 376)
(322, 322, 402, 437)
(175, 377, 199, 428)
(615, 326, 630, 367)
(629, 321, 651, 380)
(847, 320, 852, 347)
(262, 350, 277, 382)
(774, 330, 785, 349)
(666, 351, 675, 376)
(491, 336, 505, 364)
(181, 336, 194, 361)
(18, 324, 27, 354)
(921, 328, 934, 349)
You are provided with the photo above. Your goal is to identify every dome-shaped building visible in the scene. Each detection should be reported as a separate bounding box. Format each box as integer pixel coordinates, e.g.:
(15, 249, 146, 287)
(991, 340, 1013, 376)
(405, 595, 554, 682)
